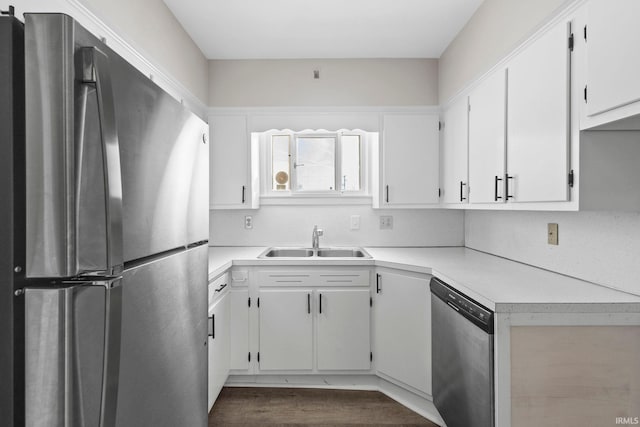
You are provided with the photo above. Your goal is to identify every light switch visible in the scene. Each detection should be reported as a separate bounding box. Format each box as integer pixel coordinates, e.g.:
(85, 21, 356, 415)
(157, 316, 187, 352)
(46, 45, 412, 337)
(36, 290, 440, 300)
(380, 216, 393, 230)
(548, 223, 558, 245)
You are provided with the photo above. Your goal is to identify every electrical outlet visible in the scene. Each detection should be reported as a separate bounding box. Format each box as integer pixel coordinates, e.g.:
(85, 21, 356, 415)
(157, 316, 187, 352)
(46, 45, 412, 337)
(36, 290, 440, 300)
(245, 215, 253, 229)
(380, 215, 393, 230)
(350, 215, 360, 230)
(548, 223, 558, 245)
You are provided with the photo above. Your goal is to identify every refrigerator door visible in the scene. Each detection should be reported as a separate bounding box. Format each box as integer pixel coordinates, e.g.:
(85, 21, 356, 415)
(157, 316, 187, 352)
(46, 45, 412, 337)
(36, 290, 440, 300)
(25, 278, 122, 427)
(116, 244, 207, 427)
(25, 14, 209, 278)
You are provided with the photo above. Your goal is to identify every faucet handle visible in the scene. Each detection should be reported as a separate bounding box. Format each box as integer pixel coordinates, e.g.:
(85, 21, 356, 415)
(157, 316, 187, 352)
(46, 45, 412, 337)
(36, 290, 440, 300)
(317, 228, 323, 236)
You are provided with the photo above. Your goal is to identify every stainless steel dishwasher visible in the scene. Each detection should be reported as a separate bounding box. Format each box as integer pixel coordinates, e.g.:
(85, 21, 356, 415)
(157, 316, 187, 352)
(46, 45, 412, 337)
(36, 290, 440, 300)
(430, 277, 495, 427)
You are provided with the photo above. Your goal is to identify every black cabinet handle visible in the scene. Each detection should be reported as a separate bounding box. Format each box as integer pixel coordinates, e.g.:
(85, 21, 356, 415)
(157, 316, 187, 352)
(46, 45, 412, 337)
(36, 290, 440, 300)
(214, 283, 227, 293)
(307, 293, 311, 314)
(319, 293, 322, 314)
(241, 185, 246, 203)
(376, 274, 381, 294)
(494, 176, 503, 201)
(505, 174, 514, 200)
(460, 181, 467, 202)
(385, 185, 389, 203)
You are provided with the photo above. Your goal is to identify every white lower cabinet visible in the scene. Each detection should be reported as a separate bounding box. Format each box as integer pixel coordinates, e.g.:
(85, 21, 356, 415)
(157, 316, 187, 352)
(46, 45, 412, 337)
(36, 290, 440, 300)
(374, 270, 432, 396)
(258, 289, 314, 370)
(208, 291, 230, 411)
(317, 289, 371, 371)
(229, 288, 250, 371)
(256, 268, 372, 372)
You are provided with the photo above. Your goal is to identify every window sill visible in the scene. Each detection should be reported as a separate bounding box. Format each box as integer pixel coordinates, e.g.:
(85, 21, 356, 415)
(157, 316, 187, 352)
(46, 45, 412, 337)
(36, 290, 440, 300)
(259, 195, 373, 206)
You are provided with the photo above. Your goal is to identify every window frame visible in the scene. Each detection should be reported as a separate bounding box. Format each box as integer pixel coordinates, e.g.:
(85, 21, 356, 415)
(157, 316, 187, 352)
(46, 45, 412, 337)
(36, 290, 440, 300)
(260, 129, 370, 201)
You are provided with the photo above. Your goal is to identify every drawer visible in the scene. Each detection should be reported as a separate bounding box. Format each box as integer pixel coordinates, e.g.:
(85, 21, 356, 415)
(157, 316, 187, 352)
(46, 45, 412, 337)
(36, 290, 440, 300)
(317, 270, 369, 286)
(258, 270, 313, 287)
(208, 272, 229, 307)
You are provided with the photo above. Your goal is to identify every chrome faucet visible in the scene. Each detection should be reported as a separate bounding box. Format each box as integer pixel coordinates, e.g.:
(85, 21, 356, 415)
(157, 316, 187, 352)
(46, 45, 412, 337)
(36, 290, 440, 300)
(311, 225, 324, 249)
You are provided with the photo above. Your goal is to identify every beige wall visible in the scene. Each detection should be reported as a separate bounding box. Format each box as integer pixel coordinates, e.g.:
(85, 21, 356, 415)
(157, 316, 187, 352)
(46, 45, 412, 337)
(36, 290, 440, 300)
(79, 0, 208, 104)
(438, 0, 570, 103)
(209, 59, 439, 107)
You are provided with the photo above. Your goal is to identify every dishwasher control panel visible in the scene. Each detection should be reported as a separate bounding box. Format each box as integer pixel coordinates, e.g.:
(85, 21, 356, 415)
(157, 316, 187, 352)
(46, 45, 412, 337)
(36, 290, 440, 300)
(430, 277, 494, 334)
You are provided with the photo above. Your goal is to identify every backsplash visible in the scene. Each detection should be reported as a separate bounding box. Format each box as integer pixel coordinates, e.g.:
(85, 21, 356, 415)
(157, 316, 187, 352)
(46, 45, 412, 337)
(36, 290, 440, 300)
(465, 210, 640, 297)
(210, 206, 464, 248)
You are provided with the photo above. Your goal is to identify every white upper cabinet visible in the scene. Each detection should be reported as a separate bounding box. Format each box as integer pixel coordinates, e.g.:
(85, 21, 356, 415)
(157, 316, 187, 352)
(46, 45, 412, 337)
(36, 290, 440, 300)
(210, 115, 258, 209)
(381, 114, 440, 207)
(506, 19, 572, 203)
(468, 69, 507, 204)
(585, 0, 640, 118)
(441, 98, 469, 205)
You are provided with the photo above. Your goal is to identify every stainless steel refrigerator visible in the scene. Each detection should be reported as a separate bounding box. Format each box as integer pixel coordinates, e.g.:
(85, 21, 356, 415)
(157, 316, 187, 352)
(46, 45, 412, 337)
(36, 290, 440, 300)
(1, 11, 209, 427)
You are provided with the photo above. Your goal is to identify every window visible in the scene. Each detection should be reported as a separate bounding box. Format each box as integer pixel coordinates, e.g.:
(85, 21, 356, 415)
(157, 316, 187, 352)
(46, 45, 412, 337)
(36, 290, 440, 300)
(260, 129, 371, 200)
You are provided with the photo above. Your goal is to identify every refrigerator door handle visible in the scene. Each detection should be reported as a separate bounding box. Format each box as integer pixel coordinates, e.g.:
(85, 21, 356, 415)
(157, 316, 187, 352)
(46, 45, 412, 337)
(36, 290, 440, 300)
(81, 47, 124, 275)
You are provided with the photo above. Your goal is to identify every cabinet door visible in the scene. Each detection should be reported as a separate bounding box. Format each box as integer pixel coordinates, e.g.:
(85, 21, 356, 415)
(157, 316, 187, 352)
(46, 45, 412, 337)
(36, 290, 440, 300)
(258, 289, 313, 371)
(229, 288, 250, 371)
(210, 115, 250, 209)
(317, 289, 370, 371)
(586, 0, 640, 116)
(441, 99, 469, 204)
(507, 20, 571, 202)
(374, 272, 431, 395)
(468, 69, 507, 204)
(382, 114, 440, 206)
(208, 292, 229, 410)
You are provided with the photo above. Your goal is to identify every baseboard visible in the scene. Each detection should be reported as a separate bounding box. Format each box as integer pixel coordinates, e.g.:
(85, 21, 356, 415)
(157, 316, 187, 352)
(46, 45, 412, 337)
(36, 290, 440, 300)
(225, 374, 445, 426)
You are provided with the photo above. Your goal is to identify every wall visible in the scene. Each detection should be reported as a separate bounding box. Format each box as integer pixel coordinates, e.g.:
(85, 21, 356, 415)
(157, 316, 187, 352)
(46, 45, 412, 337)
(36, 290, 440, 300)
(210, 207, 464, 247)
(77, 0, 208, 104)
(465, 211, 640, 296)
(209, 59, 439, 107)
(438, 0, 570, 103)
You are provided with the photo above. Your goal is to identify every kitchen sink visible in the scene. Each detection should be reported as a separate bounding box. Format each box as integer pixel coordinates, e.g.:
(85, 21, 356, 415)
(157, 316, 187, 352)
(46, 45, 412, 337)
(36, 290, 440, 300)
(316, 248, 369, 258)
(261, 248, 314, 258)
(259, 247, 371, 259)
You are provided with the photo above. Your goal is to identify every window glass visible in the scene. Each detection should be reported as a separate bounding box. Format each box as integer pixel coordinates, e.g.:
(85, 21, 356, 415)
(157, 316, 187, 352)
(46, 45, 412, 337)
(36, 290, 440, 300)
(295, 136, 336, 191)
(271, 135, 290, 191)
(340, 135, 361, 191)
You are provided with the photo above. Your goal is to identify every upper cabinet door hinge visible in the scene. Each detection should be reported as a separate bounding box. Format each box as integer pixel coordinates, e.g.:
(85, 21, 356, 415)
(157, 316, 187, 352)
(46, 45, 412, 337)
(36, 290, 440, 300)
(583, 25, 587, 41)
(568, 33, 574, 51)
(568, 170, 574, 188)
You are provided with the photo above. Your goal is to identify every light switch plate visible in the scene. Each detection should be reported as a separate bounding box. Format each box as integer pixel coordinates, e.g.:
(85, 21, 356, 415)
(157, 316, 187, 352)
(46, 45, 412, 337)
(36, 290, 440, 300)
(350, 215, 360, 230)
(548, 223, 558, 245)
(380, 215, 393, 230)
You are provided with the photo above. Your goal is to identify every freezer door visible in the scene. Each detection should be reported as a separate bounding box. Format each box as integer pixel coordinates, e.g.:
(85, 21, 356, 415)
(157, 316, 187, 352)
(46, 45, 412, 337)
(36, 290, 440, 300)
(115, 245, 207, 427)
(25, 14, 208, 278)
(25, 278, 122, 427)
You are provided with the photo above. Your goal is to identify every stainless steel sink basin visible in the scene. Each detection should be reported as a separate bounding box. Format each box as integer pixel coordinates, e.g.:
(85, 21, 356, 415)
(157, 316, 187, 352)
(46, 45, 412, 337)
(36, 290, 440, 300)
(260, 248, 314, 258)
(316, 248, 369, 258)
(258, 247, 370, 258)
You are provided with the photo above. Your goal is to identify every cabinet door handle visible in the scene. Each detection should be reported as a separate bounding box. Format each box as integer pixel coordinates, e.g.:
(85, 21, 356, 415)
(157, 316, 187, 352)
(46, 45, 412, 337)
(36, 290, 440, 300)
(376, 274, 381, 294)
(460, 181, 467, 202)
(494, 176, 503, 201)
(385, 185, 389, 203)
(241, 185, 246, 203)
(505, 174, 514, 200)
(307, 293, 311, 314)
(214, 283, 227, 293)
(319, 293, 322, 314)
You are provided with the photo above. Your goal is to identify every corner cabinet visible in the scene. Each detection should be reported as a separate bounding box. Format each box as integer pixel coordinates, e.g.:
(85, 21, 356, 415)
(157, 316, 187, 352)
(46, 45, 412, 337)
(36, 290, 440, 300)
(441, 98, 469, 205)
(381, 114, 440, 208)
(374, 269, 432, 396)
(506, 19, 573, 203)
(209, 115, 258, 209)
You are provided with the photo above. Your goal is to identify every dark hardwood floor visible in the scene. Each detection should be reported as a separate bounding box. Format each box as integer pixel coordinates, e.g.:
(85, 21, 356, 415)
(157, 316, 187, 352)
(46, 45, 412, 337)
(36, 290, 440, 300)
(208, 387, 438, 426)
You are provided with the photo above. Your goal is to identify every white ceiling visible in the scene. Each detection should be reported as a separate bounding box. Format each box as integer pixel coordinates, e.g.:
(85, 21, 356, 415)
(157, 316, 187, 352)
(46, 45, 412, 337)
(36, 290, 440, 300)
(163, 0, 484, 59)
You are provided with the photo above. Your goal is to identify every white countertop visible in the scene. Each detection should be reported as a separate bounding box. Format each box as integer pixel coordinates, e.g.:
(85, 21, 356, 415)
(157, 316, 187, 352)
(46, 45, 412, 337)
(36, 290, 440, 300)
(208, 246, 640, 313)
